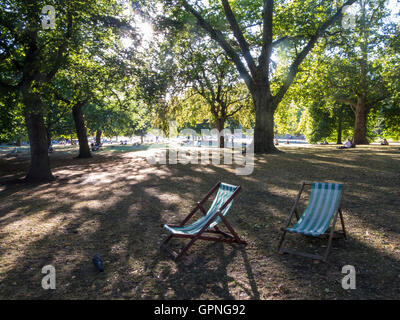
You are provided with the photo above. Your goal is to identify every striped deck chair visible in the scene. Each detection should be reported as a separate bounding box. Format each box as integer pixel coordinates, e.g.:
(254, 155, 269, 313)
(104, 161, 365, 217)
(277, 181, 347, 261)
(161, 182, 246, 260)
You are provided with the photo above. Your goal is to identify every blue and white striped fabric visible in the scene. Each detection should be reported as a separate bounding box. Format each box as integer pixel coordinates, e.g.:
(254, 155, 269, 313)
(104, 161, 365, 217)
(164, 183, 238, 235)
(286, 182, 343, 237)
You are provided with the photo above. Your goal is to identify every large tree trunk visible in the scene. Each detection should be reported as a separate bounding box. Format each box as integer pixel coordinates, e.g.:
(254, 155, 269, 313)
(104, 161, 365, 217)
(46, 125, 52, 148)
(215, 117, 225, 148)
(24, 110, 54, 182)
(252, 86, 278, 153)
(22, 85, 54, 182)
(353, 96, 369, 145)
(72, 103, 91, 158)
(95, 130, 102, 145)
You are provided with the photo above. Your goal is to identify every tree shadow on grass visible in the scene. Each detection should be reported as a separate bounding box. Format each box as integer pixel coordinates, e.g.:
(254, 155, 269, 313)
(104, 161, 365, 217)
(0, 148, 399, 299)
(272, 233, 400, 299)
(0, 154, 264, 299)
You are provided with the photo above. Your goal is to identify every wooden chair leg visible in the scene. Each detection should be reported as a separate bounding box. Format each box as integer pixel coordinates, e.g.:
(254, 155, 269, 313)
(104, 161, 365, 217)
(160, 235, 181, 259)
(212, 227, 234, 239)
(278, 182, 305, 254)
(277, 229, 288, 254)
(294, 208, 300, 221)
(323, 210, 340, 261)
(175, 236, 201, 260)
(161, 185, 244, 260)
(339, 208, 347, 240)
(163, 235, 173, 245)
(219, 214, 247, 244)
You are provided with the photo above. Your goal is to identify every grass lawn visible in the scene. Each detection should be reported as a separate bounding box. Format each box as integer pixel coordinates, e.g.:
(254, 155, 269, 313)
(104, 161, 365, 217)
(0, 145, 399, 299)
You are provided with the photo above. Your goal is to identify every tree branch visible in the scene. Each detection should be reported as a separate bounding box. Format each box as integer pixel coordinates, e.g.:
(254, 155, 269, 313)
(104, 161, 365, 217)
(272, 35, 307, 47)
(258, 0, 273, 77)
(45, 11, 73, 82)
(226, 103, 246, 117)
(180, 0, 254, 89)
(220, 0, 257, 78)
(273, 0, 358, 108)
(335, 97, 357, 113)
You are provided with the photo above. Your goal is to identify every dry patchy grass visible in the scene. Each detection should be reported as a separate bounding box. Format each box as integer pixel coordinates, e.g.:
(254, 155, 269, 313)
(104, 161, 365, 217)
(0, 145, 399, 299)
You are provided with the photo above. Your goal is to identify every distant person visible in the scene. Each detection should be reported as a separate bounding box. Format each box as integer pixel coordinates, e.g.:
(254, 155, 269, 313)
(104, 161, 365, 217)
(381, 138, 389, 146)
(91, 142, 99, 151)
(285, 140, 289, 144)
(338, 138, 353, 149)
(322, 140, 328, 145)
(241, 142, 248, 154)
(48, 145, 54, 153)
(274, 138, 279, 145)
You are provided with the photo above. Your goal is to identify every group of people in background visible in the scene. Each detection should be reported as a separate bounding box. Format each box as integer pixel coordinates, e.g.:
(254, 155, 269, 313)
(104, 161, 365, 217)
(337, 137, 390, 149)
(90, 141, 102, 151)
(35, 136, 397, 156)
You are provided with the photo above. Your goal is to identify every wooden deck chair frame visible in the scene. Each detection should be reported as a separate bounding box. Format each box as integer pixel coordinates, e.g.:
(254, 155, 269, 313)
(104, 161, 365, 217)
(161, 182, 247, 260)
(277, 181, 347, 262)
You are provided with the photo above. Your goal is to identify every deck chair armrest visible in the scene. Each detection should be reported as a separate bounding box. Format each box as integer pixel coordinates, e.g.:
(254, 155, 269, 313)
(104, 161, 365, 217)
(197, 202, 207, 215)
(199, 186, 241, 231)
(283, 209, 296, 229)
(180, 202, 207, 226)
(179, 203, 202, 227)
(198, 182, 221, 205)
(284, 182, 306, 228)
(162, 204, 202, 228)
(179, 182, 221, 226)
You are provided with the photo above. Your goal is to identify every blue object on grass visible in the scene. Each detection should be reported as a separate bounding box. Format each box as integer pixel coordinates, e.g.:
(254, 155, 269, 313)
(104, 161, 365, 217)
(92, 254, 104, 272)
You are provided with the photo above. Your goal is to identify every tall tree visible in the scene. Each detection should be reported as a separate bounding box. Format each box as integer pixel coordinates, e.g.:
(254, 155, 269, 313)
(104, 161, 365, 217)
(329, 0, 391, 144)
(158, 0, 358, 153)
(0, 0, 128, 181)
(174, 36, 249, 147)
